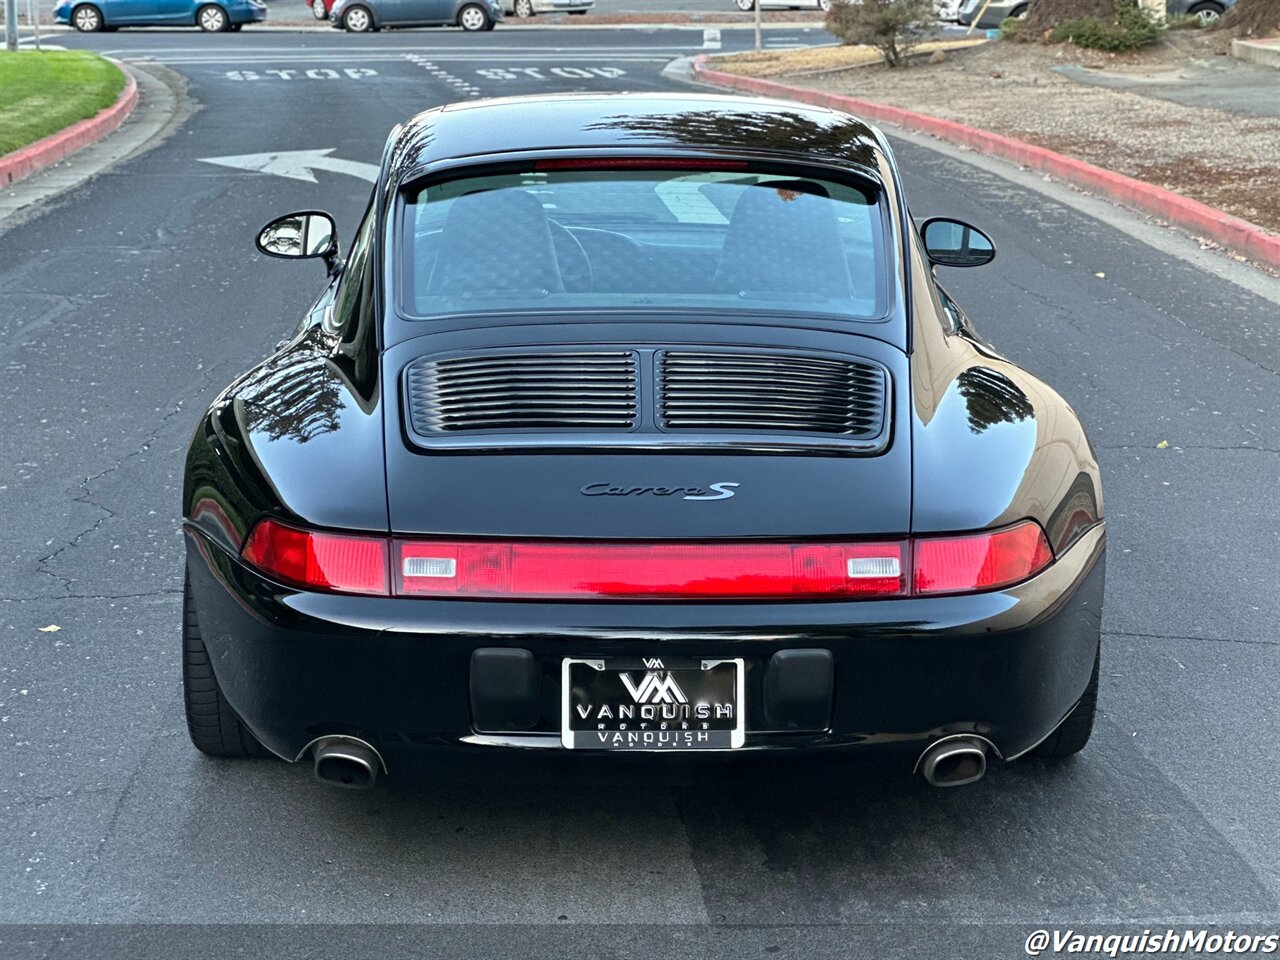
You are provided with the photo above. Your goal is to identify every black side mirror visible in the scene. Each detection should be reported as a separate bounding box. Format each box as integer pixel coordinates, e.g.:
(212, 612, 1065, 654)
(920, 217, 996, 268)
(256, 211, 341, 274)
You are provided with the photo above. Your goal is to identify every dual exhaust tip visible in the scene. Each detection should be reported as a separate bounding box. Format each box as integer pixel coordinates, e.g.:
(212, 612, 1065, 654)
(310, 735, 989, 789)
(312, 737, 382, 789)
(917, 736, 990, 788)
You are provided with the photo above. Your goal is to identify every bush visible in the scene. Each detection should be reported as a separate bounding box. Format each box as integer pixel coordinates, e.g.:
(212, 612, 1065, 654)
(1049, 0, 1160, 50)
(1164, 12, 1206, 28)
(999, 14, 1024, 37)
(825, 0, 937, 67)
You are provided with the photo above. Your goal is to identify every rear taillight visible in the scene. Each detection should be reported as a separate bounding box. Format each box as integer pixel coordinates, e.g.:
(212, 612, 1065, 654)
(241, 519, 389, 596)
(912, 521, 1053, 596)
(238, 521, 1051, 600)
(395, 540, 906, 600)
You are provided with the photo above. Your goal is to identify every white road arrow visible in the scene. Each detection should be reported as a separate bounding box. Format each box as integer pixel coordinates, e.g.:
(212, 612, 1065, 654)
(198, 149, 378, 184)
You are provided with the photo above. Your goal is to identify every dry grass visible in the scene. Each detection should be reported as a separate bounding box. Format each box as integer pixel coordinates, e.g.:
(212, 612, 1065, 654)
(709, 39, 988, 77)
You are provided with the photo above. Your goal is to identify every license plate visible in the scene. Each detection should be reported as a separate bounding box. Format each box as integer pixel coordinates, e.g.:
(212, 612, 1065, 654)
(561, 657, 744, 751)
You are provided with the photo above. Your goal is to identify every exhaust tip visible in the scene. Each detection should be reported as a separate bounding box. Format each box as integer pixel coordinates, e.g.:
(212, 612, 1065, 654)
(313, 737, 381, 789)
(918, 737, 989, 788)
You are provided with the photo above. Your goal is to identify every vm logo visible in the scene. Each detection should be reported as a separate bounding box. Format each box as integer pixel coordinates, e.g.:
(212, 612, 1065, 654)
(621, 671, 688, 705)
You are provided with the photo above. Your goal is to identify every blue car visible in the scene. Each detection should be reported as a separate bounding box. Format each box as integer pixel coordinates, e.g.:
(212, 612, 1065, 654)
(55, 0, 266, 31)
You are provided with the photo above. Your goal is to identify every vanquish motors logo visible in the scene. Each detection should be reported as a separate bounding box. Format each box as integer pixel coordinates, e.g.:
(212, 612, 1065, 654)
(580, 482, 739, 501)
(620, 671, 689, 705)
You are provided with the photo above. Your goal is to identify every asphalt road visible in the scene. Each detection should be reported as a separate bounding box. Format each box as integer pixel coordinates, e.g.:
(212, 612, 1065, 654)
(1, 25, 1278, 960)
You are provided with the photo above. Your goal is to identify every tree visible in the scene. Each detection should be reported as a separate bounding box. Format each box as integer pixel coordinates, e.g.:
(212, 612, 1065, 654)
(1216, 0, 1280, 36)
(1019, 0, 1115, 35)
(826, 0, 936, 67)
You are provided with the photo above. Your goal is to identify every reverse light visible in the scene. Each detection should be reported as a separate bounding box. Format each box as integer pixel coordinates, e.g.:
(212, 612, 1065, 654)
(238, 521, 1053, 600)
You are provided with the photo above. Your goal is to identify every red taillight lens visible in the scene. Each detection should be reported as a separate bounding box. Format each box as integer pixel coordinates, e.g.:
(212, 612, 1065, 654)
(239, 521, 1052, 600)
(912, 521, 1053, 595)
(395, 540, 906, 600)
(241, 519, 388, 595)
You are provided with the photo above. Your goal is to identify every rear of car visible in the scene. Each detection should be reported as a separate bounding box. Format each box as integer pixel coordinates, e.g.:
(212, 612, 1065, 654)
(185, 134, 1102, 784)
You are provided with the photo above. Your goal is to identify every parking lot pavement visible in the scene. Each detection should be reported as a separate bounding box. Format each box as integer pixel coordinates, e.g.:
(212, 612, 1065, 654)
(0, 25, 1277, 960)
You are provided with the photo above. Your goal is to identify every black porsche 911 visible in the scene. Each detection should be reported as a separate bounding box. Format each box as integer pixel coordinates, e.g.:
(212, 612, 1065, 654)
(182, 93, 1104, 789)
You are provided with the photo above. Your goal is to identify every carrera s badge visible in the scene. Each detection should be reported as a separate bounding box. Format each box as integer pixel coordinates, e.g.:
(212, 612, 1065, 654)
(580, 482, 739, 501)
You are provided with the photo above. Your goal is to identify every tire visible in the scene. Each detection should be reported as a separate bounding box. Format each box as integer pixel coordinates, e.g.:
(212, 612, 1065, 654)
(1187, 1, 1223, 23)
(817, 0, 831, 11)
(183, 576, 269, 758)
(311, 0, 327, 17)
(1034, 649, 1099, 758)
(71, 3, 103, 30)
(514, 0, 534, 16)
(342, 4, 373, 30)
(735, 0, 754, 10)
(1010, 3, 1027, 17)
(458, 2, 490, 29)
(197, 3, 229, 30)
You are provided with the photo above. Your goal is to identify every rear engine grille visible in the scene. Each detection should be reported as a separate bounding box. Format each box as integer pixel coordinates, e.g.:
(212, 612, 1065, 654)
(405, 351, 638, 434)
(658, 351, 887, 438)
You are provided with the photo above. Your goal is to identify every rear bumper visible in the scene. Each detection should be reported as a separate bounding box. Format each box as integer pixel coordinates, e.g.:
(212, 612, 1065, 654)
(185, 524, 1104, 774)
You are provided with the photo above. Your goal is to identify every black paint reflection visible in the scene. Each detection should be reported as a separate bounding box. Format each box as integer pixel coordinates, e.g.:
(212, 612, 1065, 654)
(956, 367, 1034, 434)
(239, 346, 343, 444)
(583, 110, 880, 168)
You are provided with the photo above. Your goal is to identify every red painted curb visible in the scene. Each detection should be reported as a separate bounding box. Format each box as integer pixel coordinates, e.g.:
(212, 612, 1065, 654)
(693, 58, 1280, 268)
(0, 63, 138, 189)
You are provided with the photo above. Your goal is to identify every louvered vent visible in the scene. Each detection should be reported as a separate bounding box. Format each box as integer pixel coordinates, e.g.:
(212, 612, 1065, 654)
(658, 351, 886, 437)
(405, 351, 638, 434)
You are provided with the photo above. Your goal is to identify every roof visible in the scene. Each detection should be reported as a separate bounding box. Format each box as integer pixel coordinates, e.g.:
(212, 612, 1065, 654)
(382, 92, 886, 181)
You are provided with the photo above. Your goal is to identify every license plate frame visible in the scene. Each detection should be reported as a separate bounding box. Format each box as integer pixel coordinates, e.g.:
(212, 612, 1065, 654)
(561, 656, 745, 751)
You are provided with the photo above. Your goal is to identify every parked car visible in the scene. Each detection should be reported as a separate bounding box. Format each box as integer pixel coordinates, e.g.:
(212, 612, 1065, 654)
(734, 0, 831, 9)
(56, 0, 264, 30)
(1166, 0, 1234, 22)
(503, 0, 592, 16)
(330, 0, 501, 30)
(957, 0, 1027, 28)
(182, 92, 1105, 791)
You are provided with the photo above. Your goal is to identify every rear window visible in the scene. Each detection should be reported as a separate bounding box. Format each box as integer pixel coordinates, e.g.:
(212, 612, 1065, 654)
(397, 164, 887, 322)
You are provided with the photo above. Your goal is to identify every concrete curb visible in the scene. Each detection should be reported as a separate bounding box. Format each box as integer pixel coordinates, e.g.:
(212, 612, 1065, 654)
(0, 63, 138, 189)
(693, 57, 1280, 269)
(1230, 37, 1280, 69)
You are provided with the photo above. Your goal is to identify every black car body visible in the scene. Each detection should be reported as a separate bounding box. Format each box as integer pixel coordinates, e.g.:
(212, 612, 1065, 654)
(182, 93, 1104, 789)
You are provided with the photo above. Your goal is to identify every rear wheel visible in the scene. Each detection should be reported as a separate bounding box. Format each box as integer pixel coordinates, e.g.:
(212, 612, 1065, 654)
(1033, 649, 1099, 758)
(514, 0, 534, 16)
(1188, 1, 1223, 23)
(735, 0, 754, 10)
(197, 3, 229, 30)
(342, 4, 373, 29)
(183, 576, 269, 758)
(458, 3, 490, 29)
(311, 0, 327, 17)
(71, 3, 103, 30)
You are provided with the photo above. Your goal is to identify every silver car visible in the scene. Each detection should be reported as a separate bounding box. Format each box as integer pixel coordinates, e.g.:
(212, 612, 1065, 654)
(734, 0, 832, 10)
(1165, 0, 1234, 22)
(956, 0, 1026, 28)
(503, 0, 592, 16)
(331, 0, 502, 30)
